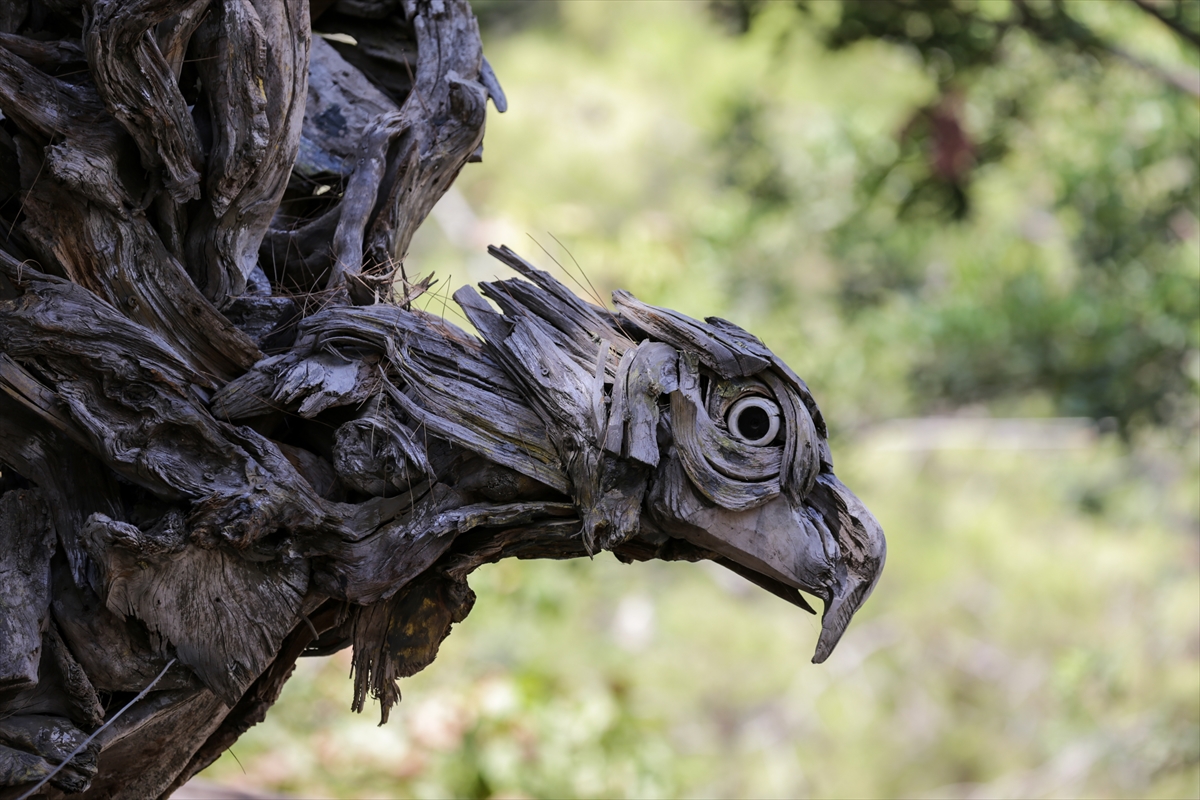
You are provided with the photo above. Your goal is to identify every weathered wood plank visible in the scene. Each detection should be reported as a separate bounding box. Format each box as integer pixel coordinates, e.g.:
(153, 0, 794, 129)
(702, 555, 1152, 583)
(0, 716, 98, 794)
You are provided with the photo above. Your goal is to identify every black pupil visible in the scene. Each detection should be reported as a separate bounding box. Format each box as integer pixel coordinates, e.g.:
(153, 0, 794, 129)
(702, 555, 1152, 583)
(736, 406, 771, 441)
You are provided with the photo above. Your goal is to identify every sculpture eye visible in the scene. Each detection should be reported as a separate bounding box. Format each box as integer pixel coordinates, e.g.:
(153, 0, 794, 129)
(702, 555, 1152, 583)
(726, 396, 781, 446)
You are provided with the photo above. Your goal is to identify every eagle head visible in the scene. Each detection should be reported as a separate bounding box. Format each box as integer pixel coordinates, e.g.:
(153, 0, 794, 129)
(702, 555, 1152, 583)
(457, 246, 886, 663)
(641, 349, 887, 663)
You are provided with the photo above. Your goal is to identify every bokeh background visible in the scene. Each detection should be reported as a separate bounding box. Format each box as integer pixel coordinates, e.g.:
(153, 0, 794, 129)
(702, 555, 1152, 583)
(196, 1, 1200, 797)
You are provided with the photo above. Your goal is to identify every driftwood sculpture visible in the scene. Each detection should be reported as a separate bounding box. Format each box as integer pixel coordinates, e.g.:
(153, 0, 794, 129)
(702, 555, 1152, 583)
(0, 0, 885, 796)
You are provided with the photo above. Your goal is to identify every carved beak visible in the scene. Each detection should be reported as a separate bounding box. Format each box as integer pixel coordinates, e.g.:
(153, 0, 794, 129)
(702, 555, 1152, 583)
(812, 569, 875, 663)
(671, 472, 886, 664)
(806, 474, 886, 664)
(647, 458, 885, 664)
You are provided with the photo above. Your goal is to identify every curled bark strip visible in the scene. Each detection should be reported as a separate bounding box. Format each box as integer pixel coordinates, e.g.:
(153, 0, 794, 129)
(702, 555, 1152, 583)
(670, 352, 781, 511)
(689, 376, 788, 484)
(614, 289, 772, 379)
(325, 109, 405, 299)
(761, 369, 820, 500)
(0, 44, 107, 142)
(480, 55, 506, 112)
(706, 315, 831, 463)
(323, 0, 488, 304)
(42, 622, 106, 730)
(184, 0, 311, 305)
(482, 245, 632, 362)
(16, 176, 262, 382)
(604, 347, 637, 456)
(85, 0, 206, 203)
(194, 0, 271, 220)
(0, 32, 86, 71)
(155, 0, 211, 78)
(616, 341, 679, 466)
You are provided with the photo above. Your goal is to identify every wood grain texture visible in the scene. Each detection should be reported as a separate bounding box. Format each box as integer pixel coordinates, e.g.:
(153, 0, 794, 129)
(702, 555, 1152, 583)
(0, 490, 54, 693)
(85, 0, 206, 202)
(0, 0, 884, 794)
(184, 0, 310, 306)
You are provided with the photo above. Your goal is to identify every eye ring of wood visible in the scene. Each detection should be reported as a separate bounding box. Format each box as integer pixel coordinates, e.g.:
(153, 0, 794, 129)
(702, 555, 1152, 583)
(726, 396, 781, 446)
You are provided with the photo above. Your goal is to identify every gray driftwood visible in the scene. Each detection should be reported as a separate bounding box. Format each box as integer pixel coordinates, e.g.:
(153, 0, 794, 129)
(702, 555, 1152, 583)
(0, 1, 885, 797)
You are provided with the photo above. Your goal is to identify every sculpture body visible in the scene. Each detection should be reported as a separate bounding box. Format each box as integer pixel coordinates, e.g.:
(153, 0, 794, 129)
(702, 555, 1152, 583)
(0, 1, 883, 796)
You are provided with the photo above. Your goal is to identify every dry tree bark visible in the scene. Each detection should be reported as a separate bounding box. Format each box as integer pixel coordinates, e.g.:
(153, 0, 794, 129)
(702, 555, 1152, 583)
(0, 2, 885, 797)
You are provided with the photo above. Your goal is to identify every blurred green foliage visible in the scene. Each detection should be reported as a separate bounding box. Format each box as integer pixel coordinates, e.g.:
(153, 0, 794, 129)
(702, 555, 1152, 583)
(199, 1, 1198, 797)
(816, 0, 1200, 435)
(710, 0, 1200, 435)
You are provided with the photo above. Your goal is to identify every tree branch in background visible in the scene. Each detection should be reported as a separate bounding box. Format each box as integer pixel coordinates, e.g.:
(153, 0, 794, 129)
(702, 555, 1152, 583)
(1129, 0, 1200, 50)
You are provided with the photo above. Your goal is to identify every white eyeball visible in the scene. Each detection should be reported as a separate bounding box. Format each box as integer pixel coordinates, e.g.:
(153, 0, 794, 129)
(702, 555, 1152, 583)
(726, 396, 781, 445)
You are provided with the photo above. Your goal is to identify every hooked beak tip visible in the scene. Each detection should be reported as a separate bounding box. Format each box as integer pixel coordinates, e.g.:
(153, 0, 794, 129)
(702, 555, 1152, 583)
(811, 575, 870, 664)
(811, 604, 849, 664)
(807, 486, 886, 665)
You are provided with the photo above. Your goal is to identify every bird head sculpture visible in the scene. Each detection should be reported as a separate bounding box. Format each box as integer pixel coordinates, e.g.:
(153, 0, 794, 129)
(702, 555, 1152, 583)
(449, 246, 886, 666)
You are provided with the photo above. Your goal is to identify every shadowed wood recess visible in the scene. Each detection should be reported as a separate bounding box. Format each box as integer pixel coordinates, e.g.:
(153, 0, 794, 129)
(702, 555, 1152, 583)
(0, 1, 885, 797)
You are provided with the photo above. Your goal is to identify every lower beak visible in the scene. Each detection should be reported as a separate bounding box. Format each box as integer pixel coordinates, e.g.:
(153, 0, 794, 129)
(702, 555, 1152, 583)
(812, 572, 873, 664)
